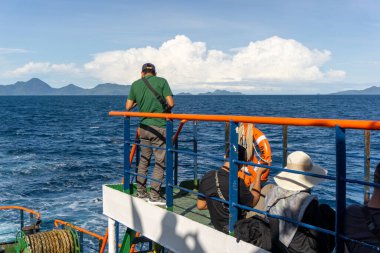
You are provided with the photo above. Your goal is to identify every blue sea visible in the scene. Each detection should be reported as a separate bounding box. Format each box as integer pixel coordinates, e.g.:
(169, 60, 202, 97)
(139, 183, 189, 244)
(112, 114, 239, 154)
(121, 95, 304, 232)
(1, 95, 380, 250)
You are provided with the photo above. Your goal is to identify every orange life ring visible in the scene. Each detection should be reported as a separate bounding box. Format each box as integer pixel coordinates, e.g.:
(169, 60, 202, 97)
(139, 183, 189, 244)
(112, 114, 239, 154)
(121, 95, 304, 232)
(237, 124, 272, 186)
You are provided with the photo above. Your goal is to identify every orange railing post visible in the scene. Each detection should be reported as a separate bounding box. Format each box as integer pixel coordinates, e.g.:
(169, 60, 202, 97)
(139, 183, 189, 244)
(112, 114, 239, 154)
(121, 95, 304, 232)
(99, 229, 108, 253)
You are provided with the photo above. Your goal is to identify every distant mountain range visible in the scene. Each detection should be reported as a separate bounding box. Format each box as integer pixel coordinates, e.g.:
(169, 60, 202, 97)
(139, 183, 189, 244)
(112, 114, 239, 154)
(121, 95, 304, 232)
(330, 86, 380, 95)
(176, 90, 244, 95)
(3, 78, 378, 96)
(198, 89, 243, 95)
(176, 92, 193, 95)
(0, 78, 130, 95)
(0, 79, 245, 96)
(176, 90, 244, 96)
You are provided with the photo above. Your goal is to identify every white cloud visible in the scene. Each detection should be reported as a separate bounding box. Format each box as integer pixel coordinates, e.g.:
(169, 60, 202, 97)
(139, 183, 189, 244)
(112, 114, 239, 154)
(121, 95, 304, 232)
(4, 62, 80, 77)
(84, 35, 345, 89)
(0, 48, 29, 54)
(2, 35, 345, 92)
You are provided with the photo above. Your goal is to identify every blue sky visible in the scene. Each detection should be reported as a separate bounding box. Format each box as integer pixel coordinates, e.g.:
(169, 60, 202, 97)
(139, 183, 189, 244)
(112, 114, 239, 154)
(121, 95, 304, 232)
(0, 0, 379, 94)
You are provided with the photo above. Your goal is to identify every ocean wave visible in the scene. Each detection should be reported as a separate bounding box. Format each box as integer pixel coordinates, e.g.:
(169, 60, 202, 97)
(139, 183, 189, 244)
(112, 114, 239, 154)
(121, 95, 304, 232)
(1, 95, 379, 234)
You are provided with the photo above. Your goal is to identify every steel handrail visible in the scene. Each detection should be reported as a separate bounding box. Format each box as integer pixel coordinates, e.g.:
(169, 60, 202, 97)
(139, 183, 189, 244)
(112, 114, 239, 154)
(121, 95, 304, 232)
(114, 111, 380, 252)
(109, 112, 380, 130)
(0, 206, 41, 220)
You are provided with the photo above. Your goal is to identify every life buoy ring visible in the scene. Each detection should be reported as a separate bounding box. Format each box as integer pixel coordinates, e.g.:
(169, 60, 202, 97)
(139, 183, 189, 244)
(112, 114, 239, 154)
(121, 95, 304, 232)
(237, 123, 272, 186)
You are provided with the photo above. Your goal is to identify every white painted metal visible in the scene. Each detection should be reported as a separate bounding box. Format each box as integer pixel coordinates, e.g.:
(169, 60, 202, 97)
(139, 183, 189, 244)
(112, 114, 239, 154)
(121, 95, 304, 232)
(108, 217, 116, 253)
(103, 185, 269, 253)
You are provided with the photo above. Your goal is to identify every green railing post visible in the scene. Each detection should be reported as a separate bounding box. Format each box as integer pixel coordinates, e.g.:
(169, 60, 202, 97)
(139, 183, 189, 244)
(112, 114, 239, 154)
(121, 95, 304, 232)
(120, 228, 136, 253)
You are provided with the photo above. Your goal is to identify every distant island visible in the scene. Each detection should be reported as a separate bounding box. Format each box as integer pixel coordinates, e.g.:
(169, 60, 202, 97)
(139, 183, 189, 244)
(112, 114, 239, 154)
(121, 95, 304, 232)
(330, 86, 380, 95)
(176, 90, 243, 95)
(176, 92, 193, 95)
(198, 89, 243, 95)
(0, 78, 130, 96)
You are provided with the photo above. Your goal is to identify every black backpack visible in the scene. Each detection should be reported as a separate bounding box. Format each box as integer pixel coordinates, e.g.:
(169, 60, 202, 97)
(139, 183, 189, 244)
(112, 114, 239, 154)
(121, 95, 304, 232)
(234, 215, 273, 251)
(346, 206, 380, 253)
(234, 201, 336, 253)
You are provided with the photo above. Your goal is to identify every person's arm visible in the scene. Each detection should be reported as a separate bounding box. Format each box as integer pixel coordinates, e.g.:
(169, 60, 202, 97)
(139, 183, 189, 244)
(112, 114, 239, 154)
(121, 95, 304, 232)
(126, 99, 136, 111)
(250, 168, 267, 207)
(165, 95, 174, 109)
(197, 199, 208, 210)
(197, 173, 209, 210)
(162, 79, 174, 110)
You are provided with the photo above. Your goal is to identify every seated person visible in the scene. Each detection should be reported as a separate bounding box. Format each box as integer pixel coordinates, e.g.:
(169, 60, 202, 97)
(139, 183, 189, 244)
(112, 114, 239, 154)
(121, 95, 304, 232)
(264, 151, 335, 253)
(344, 162, 380, 253)
(197, 143, 266, 234)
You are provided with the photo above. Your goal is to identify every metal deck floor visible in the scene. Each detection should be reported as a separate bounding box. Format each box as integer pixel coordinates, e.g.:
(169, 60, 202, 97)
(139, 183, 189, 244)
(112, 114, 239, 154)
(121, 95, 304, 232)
(108, 181, 212, 227)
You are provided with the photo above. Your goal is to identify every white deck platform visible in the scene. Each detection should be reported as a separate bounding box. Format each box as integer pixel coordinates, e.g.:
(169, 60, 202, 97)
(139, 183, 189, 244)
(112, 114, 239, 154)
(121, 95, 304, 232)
(103, 185, 269, 253)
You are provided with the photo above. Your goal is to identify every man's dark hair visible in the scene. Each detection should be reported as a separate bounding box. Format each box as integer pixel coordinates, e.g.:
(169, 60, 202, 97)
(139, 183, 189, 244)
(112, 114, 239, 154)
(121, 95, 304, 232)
(225, 143, 247, 161)
(375, 162, 380, 184)
(142, 68, 156, 75)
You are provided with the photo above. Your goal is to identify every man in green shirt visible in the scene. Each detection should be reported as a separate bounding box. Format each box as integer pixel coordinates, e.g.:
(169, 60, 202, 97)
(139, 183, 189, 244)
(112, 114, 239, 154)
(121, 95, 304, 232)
(126, 63, 174, 205)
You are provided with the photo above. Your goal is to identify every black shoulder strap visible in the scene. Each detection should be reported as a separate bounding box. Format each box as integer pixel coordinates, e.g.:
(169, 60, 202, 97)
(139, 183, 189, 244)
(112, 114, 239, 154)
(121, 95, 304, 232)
(362, 205, 380, 239)
(215, 170, 226, 201)
(215, 170, 229, 210)
(142, 77, 170, 112)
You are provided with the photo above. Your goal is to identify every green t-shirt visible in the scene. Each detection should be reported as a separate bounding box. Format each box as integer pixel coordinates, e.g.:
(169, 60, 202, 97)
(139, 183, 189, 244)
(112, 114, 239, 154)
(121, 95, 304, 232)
(128, 75, 173, 128)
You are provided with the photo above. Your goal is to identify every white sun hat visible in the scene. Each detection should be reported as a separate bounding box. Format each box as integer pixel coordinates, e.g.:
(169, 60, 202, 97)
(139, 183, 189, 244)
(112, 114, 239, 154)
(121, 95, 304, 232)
(274, 151, 328, 191)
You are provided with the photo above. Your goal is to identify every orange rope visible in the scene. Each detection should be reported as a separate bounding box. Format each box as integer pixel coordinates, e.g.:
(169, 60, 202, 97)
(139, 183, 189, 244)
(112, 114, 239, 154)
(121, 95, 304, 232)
(0, 205, 41, 219)
(109, 111, 380, 130)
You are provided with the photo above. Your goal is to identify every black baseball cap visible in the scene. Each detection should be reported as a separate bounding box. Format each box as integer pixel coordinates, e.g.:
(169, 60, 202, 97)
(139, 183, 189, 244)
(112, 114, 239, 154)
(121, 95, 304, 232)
(142, 63, 156, 72)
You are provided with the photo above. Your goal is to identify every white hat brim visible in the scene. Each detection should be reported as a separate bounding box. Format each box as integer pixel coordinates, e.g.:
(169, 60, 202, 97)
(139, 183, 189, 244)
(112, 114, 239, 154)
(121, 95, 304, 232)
(274, 164, 327, 191)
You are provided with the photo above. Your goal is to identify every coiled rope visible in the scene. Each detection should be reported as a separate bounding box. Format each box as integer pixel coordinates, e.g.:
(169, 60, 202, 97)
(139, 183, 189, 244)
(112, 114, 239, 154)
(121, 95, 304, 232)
(238, 123, 254, 161)
(24, 229, 77, 253)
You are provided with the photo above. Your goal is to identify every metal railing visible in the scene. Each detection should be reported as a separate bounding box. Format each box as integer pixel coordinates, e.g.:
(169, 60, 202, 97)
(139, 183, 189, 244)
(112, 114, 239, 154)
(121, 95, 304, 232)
(109, 111, 380, 253)
(0, 206, 41, 242)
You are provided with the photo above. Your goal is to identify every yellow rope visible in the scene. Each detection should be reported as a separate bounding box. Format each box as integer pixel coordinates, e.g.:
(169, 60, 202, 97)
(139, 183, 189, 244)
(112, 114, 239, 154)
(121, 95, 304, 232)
(26, 230, 75, 253)
(238, 123, 254, 161)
